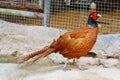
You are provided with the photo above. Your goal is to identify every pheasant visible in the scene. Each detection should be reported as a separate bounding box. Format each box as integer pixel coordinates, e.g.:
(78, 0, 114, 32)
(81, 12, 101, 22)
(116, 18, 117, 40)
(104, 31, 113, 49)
(17, 11, 101, 69)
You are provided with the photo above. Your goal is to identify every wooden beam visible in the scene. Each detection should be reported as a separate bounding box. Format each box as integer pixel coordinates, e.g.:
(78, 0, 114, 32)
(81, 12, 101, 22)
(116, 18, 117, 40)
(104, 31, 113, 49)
(0, 8, 44, 18)
(0, 1, 44, 12)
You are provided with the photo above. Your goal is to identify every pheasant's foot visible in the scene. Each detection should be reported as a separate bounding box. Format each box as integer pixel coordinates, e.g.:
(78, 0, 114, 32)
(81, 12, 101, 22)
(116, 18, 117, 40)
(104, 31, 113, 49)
(68, 58, 78, 65)
(62, 59, 72, 71)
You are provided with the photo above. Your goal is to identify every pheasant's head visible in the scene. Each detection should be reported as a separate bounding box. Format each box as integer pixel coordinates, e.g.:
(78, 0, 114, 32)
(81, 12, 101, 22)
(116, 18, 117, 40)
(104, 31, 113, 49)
(87, 12, 101, 28)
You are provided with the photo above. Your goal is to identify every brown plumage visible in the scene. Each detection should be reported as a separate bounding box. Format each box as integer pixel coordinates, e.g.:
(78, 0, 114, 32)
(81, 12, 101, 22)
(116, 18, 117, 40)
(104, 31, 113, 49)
(17, 11, 101, 66)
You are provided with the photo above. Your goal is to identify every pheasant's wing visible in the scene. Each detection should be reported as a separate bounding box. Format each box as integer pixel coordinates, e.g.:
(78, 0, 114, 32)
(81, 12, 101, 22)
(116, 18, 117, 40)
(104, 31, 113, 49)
(61, 37, 84, 54)
(61, 27, 90, 54)
(68, 26, 89, 38)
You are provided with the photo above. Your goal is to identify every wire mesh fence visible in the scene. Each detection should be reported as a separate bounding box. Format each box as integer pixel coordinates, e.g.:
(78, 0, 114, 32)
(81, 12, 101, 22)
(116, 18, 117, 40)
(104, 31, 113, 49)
(0, 0, 43, 25)
(0, 0, 120, 34)
(50, 0, 120, 34)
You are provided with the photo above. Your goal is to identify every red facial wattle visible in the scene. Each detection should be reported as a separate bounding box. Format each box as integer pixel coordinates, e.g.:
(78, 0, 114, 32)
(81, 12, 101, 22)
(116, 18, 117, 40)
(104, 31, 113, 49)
(92, 12, 98, 20)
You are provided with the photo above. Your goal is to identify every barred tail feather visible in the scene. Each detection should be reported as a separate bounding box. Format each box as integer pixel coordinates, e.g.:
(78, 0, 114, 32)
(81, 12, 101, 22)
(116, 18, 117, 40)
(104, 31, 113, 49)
(17, 46, 50, 63)
(32, 48, 55, 62)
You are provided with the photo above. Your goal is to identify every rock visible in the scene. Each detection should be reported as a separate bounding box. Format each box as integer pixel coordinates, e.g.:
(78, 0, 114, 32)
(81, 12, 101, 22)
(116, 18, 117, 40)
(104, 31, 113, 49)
(77, 57, 119, 69)
(77, 57, 100, 69)
(91, 34, 120, 59)
(99, 58, 119, 68)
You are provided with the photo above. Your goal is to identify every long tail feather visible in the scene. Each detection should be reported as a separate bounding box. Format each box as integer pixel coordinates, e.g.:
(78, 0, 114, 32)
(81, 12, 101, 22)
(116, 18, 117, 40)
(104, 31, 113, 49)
(32, 48, 55, 62)
(17, 46, 49, 63)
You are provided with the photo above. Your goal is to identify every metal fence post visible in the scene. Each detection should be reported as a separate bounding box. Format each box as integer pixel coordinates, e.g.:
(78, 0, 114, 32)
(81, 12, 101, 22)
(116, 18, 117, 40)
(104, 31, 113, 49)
(43, 0, 51, 27)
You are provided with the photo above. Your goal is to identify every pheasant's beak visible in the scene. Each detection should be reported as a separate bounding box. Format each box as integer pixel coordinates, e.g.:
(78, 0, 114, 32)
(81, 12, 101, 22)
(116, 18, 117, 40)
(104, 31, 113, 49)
(98, 14, 102, 17)
(97, 14, 102, 27)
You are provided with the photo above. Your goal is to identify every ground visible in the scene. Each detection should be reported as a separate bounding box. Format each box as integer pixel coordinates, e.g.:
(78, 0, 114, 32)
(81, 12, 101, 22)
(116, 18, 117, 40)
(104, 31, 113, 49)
(0, 20, 120, 80)
(0, 63, 120, 80)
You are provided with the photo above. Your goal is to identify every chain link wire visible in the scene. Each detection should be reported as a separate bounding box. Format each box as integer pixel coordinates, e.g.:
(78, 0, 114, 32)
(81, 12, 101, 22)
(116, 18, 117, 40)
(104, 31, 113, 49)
(0, 0, 120, 34)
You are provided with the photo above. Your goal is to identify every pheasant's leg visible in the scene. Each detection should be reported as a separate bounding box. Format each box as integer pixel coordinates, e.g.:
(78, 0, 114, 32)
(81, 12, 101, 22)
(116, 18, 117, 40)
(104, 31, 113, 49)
(63, 59, 68, 69)
(78, 58, 88, 70)
(72, 58, 76, 65)
(63, 59, 71, 71)
(66, 58, 77, 65)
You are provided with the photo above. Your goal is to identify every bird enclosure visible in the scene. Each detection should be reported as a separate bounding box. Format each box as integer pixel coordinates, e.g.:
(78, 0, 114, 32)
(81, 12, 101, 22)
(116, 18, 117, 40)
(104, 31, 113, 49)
(0, 1, 120, 79)
(0, 0, 120, 34)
